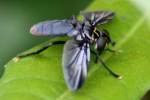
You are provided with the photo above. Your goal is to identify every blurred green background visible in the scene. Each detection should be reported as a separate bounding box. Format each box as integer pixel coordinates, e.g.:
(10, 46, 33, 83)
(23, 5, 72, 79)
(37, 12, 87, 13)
(0, 0, 93, 71)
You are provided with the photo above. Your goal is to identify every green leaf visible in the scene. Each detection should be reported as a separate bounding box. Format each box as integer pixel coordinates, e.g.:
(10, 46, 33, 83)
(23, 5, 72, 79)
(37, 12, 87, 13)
(1, 0, 150, 100)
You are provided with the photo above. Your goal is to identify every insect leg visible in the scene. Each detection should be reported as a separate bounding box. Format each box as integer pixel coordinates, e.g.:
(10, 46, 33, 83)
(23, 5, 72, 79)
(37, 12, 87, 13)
(98, 57, 122, 79)
(90, 50, 99, 63)
(90, 49, 122, 79)
(15, 41, 66, 59)
(110, 40, 115, 46)
(105, 48, 116, 52)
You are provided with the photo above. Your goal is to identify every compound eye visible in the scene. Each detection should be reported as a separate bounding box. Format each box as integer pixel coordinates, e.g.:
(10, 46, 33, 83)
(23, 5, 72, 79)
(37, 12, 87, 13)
(101, 29, 109, 37)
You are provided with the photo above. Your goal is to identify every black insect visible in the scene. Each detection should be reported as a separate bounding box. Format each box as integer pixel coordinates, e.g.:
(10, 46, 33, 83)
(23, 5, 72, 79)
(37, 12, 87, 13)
(16, 11, 121, 91)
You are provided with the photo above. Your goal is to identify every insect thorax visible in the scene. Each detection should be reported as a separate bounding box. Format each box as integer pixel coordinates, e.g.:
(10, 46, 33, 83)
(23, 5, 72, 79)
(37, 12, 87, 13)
(74, 22, 94, 43)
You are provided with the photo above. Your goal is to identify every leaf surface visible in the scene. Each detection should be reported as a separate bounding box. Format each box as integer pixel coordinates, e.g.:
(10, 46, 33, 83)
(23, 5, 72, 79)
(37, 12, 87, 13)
(1, 0, 150, 100)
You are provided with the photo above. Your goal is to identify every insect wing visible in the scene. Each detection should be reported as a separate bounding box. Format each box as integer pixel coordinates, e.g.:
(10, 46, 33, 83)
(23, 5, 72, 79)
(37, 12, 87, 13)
(62, 39, 90, 91)
(81, 11, 115, 26)
(30, 20, 77, 36)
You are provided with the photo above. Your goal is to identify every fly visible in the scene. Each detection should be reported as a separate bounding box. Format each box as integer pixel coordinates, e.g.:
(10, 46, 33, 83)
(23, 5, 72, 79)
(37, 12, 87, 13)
(14, 11, 122, 91)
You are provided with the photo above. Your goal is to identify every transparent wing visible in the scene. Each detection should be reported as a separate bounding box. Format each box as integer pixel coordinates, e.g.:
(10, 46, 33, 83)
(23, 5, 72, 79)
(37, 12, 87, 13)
(62, 39, 90, 91)
(30, 20, 79, 36)
(81, 11, 115, 26)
